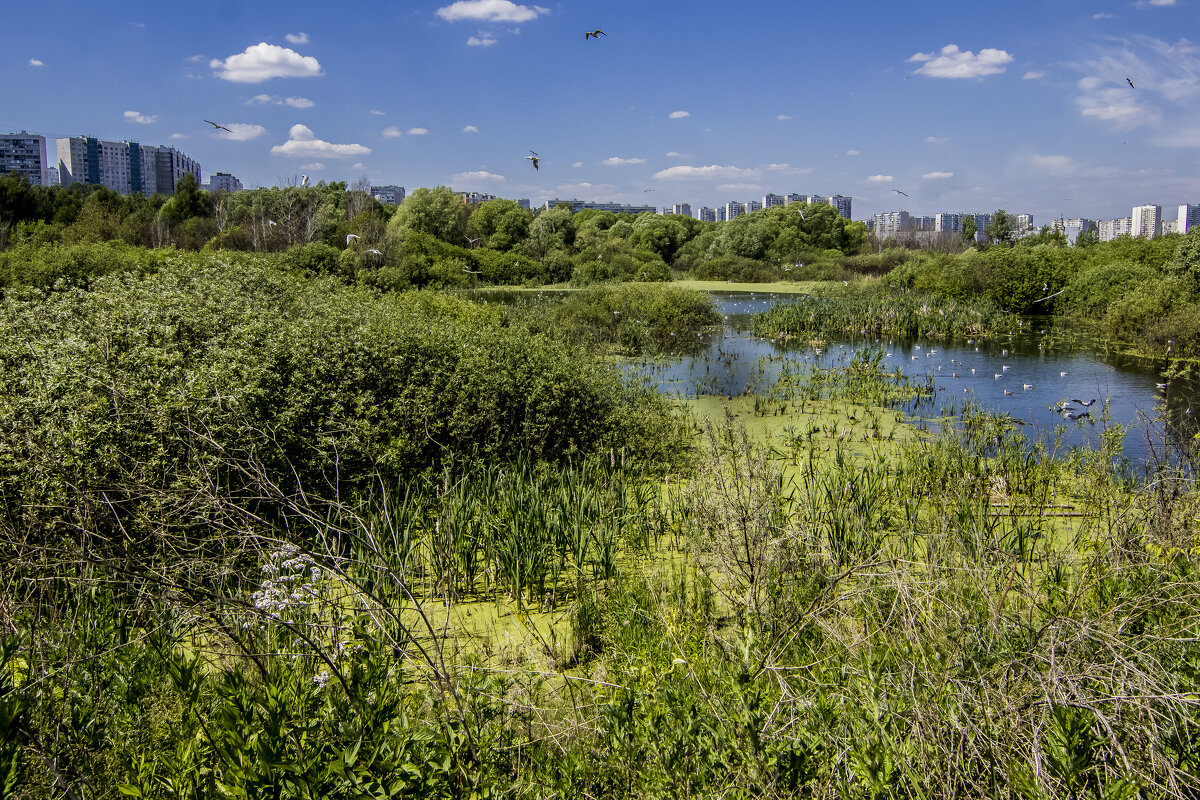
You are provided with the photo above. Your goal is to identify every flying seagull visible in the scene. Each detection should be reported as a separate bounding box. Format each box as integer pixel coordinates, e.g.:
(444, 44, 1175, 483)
(366, 249, 382, 256)
(892, 189, 909, 197)
(1126, 77, 1135, 89)
(585, 29, 606, 39)
(525, 152, 540, 170)
(203, 119, 232, 132)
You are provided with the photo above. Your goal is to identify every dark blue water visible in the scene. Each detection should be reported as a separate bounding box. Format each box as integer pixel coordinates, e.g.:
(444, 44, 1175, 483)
(629, 292, 1200, 468)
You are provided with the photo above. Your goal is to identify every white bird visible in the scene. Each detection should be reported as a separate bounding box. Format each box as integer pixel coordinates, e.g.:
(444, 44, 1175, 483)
(346, 233, 360, 244)
(267, 219, 276, 227)
(463, 267, 482, 275)
(1023, 383, 1034, 391)
(367, 249, 382, 255)
(300, 175, 310, 187)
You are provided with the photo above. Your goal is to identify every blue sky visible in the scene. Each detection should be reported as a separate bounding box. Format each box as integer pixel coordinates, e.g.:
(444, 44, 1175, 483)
(3, 0, 1198, 221)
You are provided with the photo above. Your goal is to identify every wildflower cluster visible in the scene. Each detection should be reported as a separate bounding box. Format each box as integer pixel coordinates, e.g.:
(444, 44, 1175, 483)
(250, 544, 324, 618)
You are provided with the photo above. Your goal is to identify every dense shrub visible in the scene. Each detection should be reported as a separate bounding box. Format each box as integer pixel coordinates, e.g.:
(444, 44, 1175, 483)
(0, 240, 169, 292)
(0, 254, 689, 546)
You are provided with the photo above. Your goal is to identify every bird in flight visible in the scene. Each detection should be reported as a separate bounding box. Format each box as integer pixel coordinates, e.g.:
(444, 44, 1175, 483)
(1126, 77, 1135, 89)
(525, 151, 540, 170)
(203, 119, 232, 132)
(585, 29, 606, 39)
(366, 249, 383, 256)
(346, 233, 360, 244)
(300, 175, 310, 187)
(892, 189, 909, 197)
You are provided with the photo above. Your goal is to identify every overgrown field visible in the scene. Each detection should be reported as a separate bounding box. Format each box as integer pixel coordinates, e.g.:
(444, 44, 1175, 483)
(4, 260, 1199, 799)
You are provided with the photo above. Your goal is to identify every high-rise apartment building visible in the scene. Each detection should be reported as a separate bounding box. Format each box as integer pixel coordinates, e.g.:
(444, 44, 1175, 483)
(1131, 205, 1161, 238)
(56, 136, 200, 195)
(0, 131, 48, 185)
(1099, 217, 1133, 241)
(935, 213, 961, 233)
(873, 211, 911, 238)
(1177, 203, 1200, 234)
(697, 206, 716, 222)
(205, 172, 243, 193)
(370, 185, 405, 205)
(671, 203, 691, 217)
(725, 201, 746, 220)
(784, 193, 804, 205)
(762, 193, 785, 209)
(745, 200, 763, 214)
(1016, 214, 1035, 235)
(829, 195, 852, 219)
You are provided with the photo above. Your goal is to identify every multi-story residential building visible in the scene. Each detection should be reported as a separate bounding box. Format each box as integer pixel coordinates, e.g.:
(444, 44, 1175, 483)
(1099, 217, 1133, 241)
(725, 201, 746, 220)
(1163, 219, 1179, 235)
(1131, 204, 1161, 238)
(370, 185, 405, 205)
(459, 191, 496, 205)
(745, 200, 763, 214)
(1049, 218, 1096, 245)
(806, 194, 827, 207)
(913, 216, 937, 232)
(1177, 203, 1200, 234)
(784, 193, 804, 205)
(716, 206, 727, 221)
(56, 136, 200, 195)
(697, 206, 717, 222)
(872, 210, 911, 238)
(968, 213, 991, 242)
(829, 195, 852, 219)
(0, 131, 48, 185)
(541, 199, 657, 215)
(1016, 214, 1035, 236)
(46, 166, 59, 186)
(671, 203, 691, 217)
(205, 172, 243, 193)
(935, 213, 961, 233)
(516, 198, 530, 210)
(762, 193, 785, 209)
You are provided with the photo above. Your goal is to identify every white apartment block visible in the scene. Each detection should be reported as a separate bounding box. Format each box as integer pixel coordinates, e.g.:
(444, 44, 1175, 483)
(1016, 214, 1035, 235)
(784, 193, 804, 205)
(205, 172, 243, 193)
(0, 131, 48, 185)
(1099, 217, 1133, 242)
(762, 193, 784, 209)
(1131, 204, 1161, 238)
(672, 203, 691, 217)
(56, 136, 200, 195)
(1163, 220, 1179, 235)
(935, 213, 960, 233)
(725, 201, 746, 220)
(697, 206, 716, 222)
(370, 185, 405, 205)
(1177, 204, 1200, 234)
(873, 210, 910, 238)
(745, 200, 763, 214)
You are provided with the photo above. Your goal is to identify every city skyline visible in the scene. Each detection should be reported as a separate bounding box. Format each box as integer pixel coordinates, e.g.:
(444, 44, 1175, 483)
(2, 0, 1198, 222)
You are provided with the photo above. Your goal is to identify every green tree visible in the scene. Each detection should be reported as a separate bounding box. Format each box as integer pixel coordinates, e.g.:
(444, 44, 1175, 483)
(466, 199, 532, 251)
(985, 209, 1016, 247)
(526, 206, 575, 259)
(387, 186, 467, 246)
(960, 215, 977, 246)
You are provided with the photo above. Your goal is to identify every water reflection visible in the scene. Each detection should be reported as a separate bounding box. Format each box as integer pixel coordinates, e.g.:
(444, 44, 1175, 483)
(631, 292, 1200, 468)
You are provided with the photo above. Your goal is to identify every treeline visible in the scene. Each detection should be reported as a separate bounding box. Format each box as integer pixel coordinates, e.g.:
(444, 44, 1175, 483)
(869, 230, 1200, 354)
(0, 174, 868, 288)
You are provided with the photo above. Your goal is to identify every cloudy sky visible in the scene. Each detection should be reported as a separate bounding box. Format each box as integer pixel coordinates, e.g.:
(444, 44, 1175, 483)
(3, 0, 1198, 220)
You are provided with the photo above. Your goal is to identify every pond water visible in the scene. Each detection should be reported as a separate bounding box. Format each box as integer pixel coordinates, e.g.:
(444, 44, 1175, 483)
(629, 292, 1200, 470)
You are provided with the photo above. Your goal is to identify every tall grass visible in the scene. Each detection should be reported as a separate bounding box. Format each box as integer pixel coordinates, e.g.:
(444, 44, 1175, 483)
(752, 290, 1011, 341)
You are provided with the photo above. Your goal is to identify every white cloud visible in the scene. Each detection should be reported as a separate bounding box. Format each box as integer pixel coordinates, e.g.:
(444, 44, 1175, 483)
(665, 151, 682, 157)
(382, 126, 403, 138)
(217, 123, 267, 141)
(123, 110, 157, 124)
(601, 156, 645, 166)
(452, 170, 506, 182)
(467, 35, 497, 46)
(571, 161, 583, 168)
(925, 136, 949, 143)
(1140, 0, 1176, 5)
(716, 183, 763, 194)
(668, 110, 690, 119)
(29, 58, 44, 67)
(1031, 154, 1075, 176)
(247, 94, 314, 108)
(846, 149, 860, 156)
(169, 133, 187, 140)
(369, 109, 386, 116)
(436, 0, 548, 23)
(299, 162, 325, 170)
(922, 171, 954, 180)
(1023, 70, 1045, 79)
(776, 113, 792, 120)
(462, 125, 479, 133)
(652, 164, 757, 180)
(210, 43, 323, 83)
(285, 32, 309, 45)
(867, 174, 894, 183)
(271, 124, 371, 158)
(1093, 12, 1115, 18)
(908, 44, 1014, 78)
(766, 163, 795, 171)
(407, 127, 429, 135)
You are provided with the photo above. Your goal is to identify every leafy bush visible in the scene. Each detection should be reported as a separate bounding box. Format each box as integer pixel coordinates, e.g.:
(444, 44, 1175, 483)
(0, 240, 169, 292)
